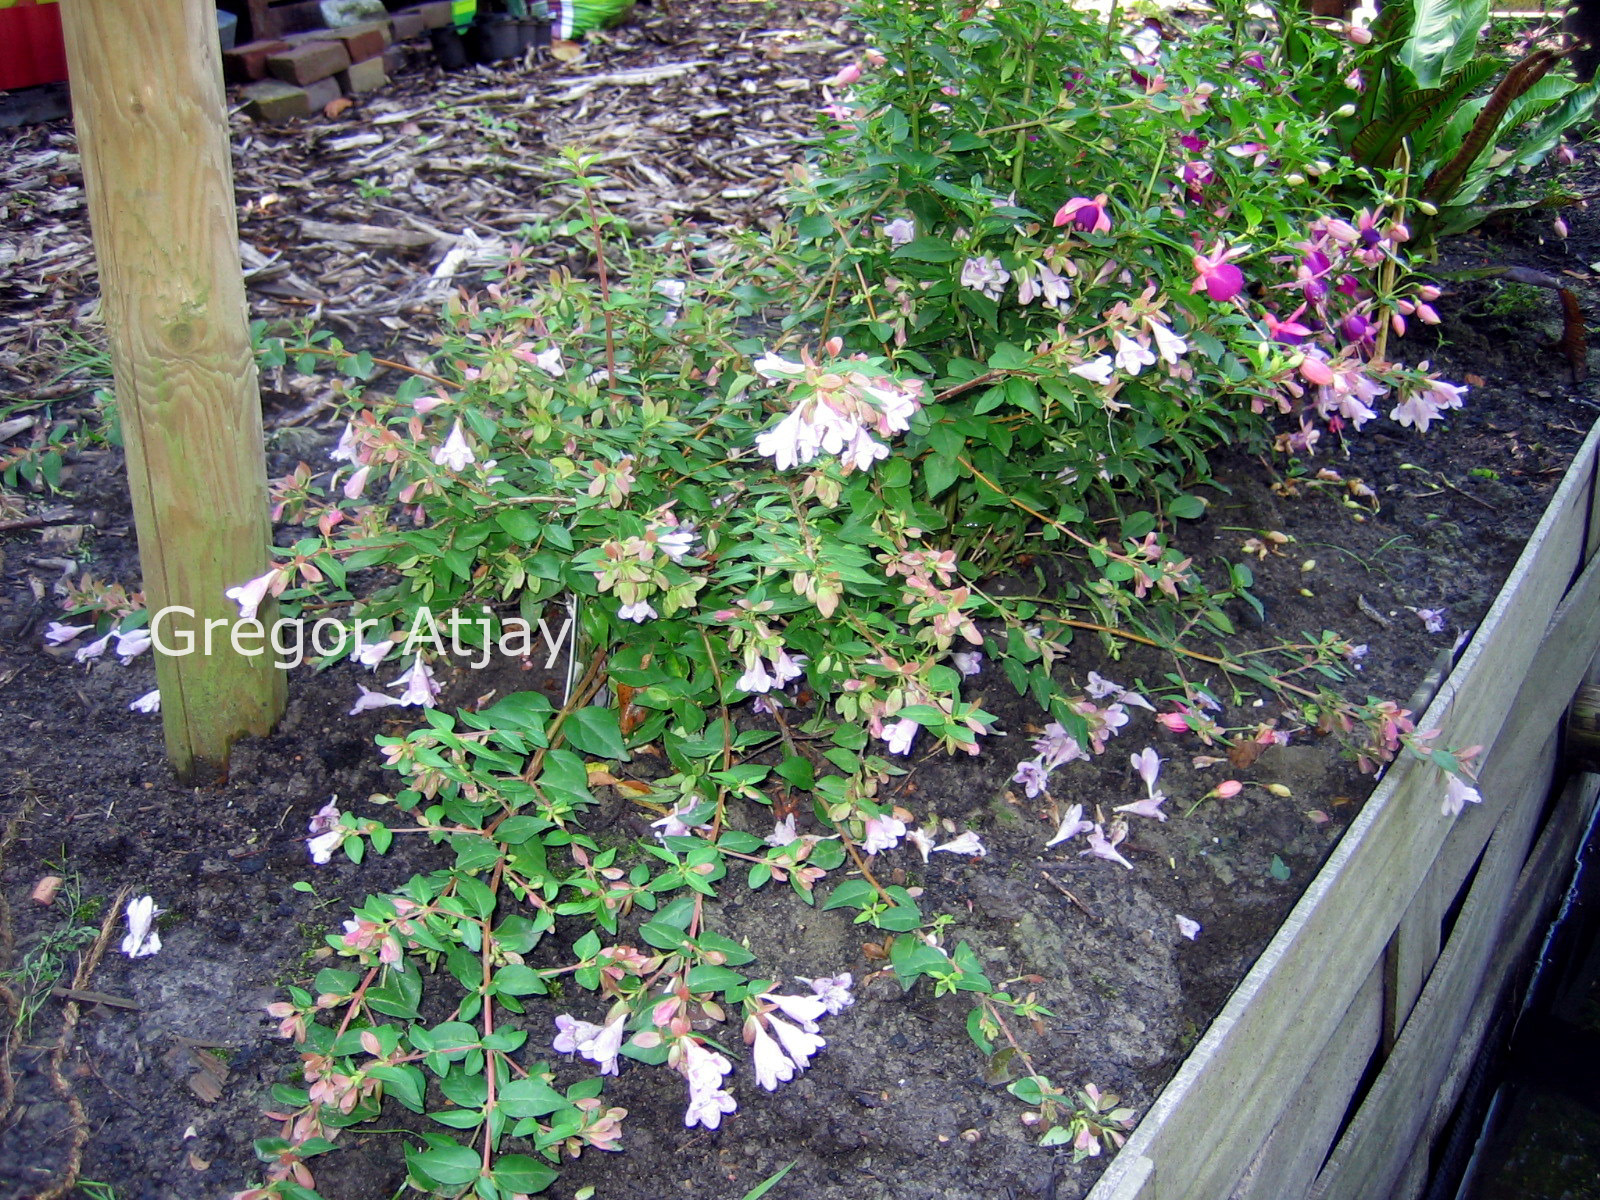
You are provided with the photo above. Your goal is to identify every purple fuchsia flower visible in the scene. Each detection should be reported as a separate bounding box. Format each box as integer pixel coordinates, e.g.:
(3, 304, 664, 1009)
(1191, 240, 1247, 303)
(1264, 305, 1314, 345)
(960, 255, 1010, 301)
(1054, 193, 1112, 235)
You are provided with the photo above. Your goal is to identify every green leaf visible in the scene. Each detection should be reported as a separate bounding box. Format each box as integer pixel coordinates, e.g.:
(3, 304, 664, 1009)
(823, 879, 878, 911)
(893, 237, 961, 263)
(478, 691, 552, 733)
(639, 920, 694, 951)
(1400, 0, 1490, 89)
(497, 1077, 567, 1119)
(1269, 854, 1292, 881)
(564, 706, 627, 759)
(741, 1161, 797, 1200)
(411, 1139, 481, 1187)
(775, 754, 814, 790)
(1167, 494, 1207, 520)
(493, 964, 548, 996)
(1039, 1124, 1074, 1146)
(685, 964, 748, 992)
(494, 1154, 559, 1193)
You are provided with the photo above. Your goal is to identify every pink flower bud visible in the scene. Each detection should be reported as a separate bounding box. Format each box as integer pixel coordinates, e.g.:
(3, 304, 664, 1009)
(828, 62, 862, 86)
(1213, 780, 1243, 799)
(1346, 23, 1372, 44)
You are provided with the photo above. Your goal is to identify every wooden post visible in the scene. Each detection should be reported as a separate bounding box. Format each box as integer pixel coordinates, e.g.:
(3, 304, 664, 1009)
(60, 0, 286, 783)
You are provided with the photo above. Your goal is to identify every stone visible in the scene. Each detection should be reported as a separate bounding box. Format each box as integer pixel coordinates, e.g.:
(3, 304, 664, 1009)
(381, 45, 409, 76)
(336, 56, 388, 94)
(389, 10, 425, 39)
(408, 2, 454, 30)
(266, 40, 351, 86)
(321, 0, 388, 25)
(222, 38, 292, 83)
(328, 21, 391, 62)
(241, 77, 342, 121)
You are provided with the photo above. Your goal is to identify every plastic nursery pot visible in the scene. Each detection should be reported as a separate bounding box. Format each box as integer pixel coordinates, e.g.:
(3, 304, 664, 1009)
(468, 14, 521, 62)
(429, 25, 470, 70)
(517, 17, 550, 49)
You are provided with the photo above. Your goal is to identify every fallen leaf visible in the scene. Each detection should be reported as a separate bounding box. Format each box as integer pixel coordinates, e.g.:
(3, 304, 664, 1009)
(1464, 373, 1486, 387)
(187, 1152, 211, 1171)
(550, 38, 584, 62)
(323, 96, 354, 119)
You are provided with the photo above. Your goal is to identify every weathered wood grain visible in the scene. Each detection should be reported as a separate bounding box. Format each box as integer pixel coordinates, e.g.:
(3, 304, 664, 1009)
(1087, 421, 1600, 1200)
(60, 0, 286, 781)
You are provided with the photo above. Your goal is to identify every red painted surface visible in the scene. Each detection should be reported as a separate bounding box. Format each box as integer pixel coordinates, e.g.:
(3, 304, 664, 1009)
(0, 1, 69, 92)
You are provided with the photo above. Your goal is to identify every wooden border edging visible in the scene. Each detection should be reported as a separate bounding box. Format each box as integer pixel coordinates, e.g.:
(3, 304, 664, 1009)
(1088, 418, 1600, 1200)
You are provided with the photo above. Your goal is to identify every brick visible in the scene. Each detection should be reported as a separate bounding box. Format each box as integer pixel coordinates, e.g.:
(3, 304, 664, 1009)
(222, 38, 291, 83)
(389, 10, 425, 40)
(241, 77, 342, 121)
(327, 21, 391, 62)
(336, 56, 388, 94)
(266, 40, 352, 86)
(408, 2, 454, 30)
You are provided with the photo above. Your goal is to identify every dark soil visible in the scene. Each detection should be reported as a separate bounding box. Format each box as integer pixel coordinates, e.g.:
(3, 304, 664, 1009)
(4, 15, 1600, 1200)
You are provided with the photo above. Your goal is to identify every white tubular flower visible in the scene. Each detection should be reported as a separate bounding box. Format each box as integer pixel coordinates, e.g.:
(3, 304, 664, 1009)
(121, 895, 162, 958)
(1070, 356, 1116, 385)
(751, 1020, 797, 1091)
(534, 346, 564, 376)
(932, 831, 986, 857)
(393, 658, 440, 707)
(128, 689, 161, 714)
(767, 1014, 826, 1069)
(44, 621, 92, 646)
(225, 568, 280, 622)
(432, 420, 475, 471)
(760, 990, 830, 1032)
(883, 718, 919, 755)
(1114, 333, 1156, 376)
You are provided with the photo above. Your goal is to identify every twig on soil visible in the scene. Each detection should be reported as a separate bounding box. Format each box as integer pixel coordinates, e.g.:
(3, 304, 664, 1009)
(1039, 870, 1099, 922)
(32, 883, 131, 1200)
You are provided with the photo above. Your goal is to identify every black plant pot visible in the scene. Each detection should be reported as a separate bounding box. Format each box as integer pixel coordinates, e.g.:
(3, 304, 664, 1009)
(517, 17, 551, 50)
(468, 15, 522, 63)
(429, 26, 470, 70)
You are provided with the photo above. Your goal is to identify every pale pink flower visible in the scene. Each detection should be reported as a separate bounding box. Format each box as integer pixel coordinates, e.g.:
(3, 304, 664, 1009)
(1441, 775, 1482, 818)
(1081, 824, 1134, 869)
(906, 826, 934, 861)
(43, 621, 92, 646)
(760, 991, 829, 1032)
(1176, 915, 1202, 940)
(534, 346, 564, 376)
(579, 1011, 627, 1076)
(393, 657, 440, 707)
(431, 421, 474, 471)
(352, 638, 392, 669)
(883, 718, 919, 755)
(1213, 780, 1243, 799)
(1046, 803, 1093, 847)
(120, 895, 162, 958)
(1148, 319, 1187, 364)
(349, 684, 404, 715)
(1113, 794, 1168, 821)
(680, 1038, 736, 1130)
(1416, 607, 1448, 634)
(225, 568, 281, 621)
(115, 628, 152, 663)
(861, 813, 907, 855)
(129, 688, 161, 714)
(765, 815, 797, 847)
(343, 465, 371, 500)
(618, 600, 657, 623)
(767, 1013, 826, 1067)
(1069, 356, 1116, 386)
(932, 830, 986, 857)
(74, 631, 113, 663)
(1114, 333, 1156, 376)
(952, 650, 983, 677)
(329, 422, 359, 463)
(800, 972, 854, 1015)
(751, 1020, 797, 1091)
(737, 657, 775, 694)
(1012, 759, 1050, 799)
(960, 255, 1010, 301)
(1131, 747, 1162, 796)
(828, 61, 862, 86)
(883, 217, 916, 246)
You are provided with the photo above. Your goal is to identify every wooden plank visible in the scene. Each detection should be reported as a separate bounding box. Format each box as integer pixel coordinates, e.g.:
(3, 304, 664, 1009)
(1230, 964, 1382, 1200)
(1383, 869, 1441, 1053)
(60, 0, 287, 782)
(1087, 421, 1600, 1200)
(1310, 726, 1562, 1200)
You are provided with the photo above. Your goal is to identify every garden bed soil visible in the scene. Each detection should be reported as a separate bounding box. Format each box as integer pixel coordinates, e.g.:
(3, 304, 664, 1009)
(5, 6, 1600, 1199)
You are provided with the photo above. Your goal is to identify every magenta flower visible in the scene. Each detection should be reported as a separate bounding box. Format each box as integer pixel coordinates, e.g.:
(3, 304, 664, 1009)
(1053, 193, 1112, 234)
(1191, 241, 1246, 302)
